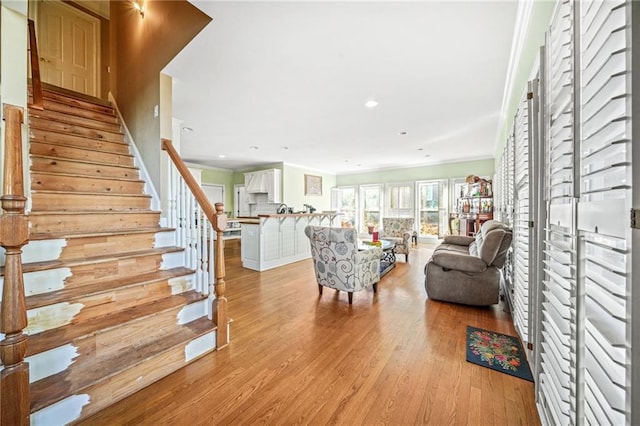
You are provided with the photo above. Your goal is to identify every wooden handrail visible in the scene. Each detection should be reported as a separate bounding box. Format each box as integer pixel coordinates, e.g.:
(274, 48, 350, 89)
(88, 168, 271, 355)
(28, 19, 43, 110)
(161, 138, 228, 349)
(0, 104, 31, 425)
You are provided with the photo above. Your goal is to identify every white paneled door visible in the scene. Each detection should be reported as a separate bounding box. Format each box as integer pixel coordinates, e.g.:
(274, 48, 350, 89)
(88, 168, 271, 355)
(36, 0, 99, 97)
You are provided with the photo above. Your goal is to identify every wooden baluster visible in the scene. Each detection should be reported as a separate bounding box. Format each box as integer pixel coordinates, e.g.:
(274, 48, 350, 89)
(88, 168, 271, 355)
(161, 139, 229, 349)
(0, 104, 30, 425)
(212, 202, 228, 349)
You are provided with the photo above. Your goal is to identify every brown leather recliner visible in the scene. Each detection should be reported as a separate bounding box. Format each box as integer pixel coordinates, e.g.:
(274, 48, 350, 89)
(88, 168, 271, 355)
(424, 220, 512, 306)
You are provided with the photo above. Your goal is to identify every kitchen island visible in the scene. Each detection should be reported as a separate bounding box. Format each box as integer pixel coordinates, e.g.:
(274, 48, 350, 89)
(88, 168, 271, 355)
(241, 212, 338, 271)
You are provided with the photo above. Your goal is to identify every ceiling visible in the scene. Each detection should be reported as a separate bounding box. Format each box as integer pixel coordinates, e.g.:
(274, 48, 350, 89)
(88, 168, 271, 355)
(163, 1, 519, 175)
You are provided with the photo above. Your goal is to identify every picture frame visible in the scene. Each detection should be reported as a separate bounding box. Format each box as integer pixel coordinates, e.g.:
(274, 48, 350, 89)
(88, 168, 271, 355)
(304, 174, 322, 196)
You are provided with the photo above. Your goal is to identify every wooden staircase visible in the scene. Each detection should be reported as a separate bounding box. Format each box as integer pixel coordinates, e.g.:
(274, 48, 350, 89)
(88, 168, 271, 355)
(3, 86, 220, 423)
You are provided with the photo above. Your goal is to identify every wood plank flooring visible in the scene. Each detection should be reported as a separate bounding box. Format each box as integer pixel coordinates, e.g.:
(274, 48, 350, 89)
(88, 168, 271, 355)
(81, 241, 540, 425)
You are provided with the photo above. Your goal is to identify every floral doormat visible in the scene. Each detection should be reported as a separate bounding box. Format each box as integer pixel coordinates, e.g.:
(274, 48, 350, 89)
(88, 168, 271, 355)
(466, 325, 533, 382)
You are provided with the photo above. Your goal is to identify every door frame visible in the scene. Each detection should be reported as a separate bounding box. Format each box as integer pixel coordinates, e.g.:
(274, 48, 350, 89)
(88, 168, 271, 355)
(30, 0, 101, 97)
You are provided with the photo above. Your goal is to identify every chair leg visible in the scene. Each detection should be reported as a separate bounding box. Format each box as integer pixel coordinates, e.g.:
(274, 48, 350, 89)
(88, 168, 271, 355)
(318, 284, 323, 295)
(406, 253, 409, 262)
(373, 283, 377, 293)
(348, 292, 353, 304)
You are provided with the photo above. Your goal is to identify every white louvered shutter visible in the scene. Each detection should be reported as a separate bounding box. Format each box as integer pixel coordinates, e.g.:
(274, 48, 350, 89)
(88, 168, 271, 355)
(513, 93, 530, 345)
(578, 0, 633, 423)
(538, 1, 576, 425)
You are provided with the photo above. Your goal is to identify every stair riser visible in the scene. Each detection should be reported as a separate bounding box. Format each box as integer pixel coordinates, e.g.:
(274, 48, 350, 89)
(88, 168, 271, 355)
(19, 232, 175, 266)
(31, 192, 151, 212)
(31, 157, 139, 180)
(29, 108, 121, 133)
(31, 173, 145, 195)
(27, 276, 194, 335)
(30, 117, 124, 143)
(62, 254, 164, 289)
(30, 88, 115, 116)
(39, 99, 119, 124)
(30, 331, 216, 424)
(28, 299, 209, 401)
(29, 212, 161, 234)
(30, 128, 130, 154)
(59, 233, 157, 260)
(30, 141, 134, 167)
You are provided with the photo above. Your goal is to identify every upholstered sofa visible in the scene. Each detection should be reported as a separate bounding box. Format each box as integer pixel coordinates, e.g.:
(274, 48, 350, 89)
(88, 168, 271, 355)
(380, 218, 414, 262)
(424, 220, 512, 306)
(305, 226, 382, 304)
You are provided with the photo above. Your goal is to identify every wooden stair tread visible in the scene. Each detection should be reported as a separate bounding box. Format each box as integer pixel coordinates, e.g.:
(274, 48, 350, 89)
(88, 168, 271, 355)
(31, 170, 145, 184)
(26, 290, 207, 357)
(31, 189, 151, 199)
(28, 210, 160, 216)
(29, 108, 121, 133)
(30, 315, 215, 413)
(30, 128, 129, 148)
(13, 246, 183, 275)
(27, 86, 117, 124)
(26, 267, 194, 310)
(37, 83, 113, 109)
(29, 226, 173, 241)
(30, 139, 134, 161)
(29, 120, 124, 143)
(30, 154, 139, 170)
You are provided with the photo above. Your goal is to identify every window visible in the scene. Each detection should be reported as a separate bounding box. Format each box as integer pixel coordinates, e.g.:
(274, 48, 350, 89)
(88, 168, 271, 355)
(417, 180, 447, 238)
(360, 185, 382, 234)
(332, 186, 356, 228)
(385, 183, 413, 217)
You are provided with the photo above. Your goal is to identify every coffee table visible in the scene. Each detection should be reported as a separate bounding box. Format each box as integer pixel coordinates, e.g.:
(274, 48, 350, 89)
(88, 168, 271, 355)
(359, 239, 396, 277)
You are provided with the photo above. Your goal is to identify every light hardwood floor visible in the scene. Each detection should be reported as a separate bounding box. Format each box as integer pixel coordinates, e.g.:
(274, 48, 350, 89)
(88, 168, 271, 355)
(82, 241, 540, 425)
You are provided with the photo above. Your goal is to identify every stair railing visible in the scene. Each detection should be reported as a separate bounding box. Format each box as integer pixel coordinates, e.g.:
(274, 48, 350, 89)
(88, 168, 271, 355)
(161, 139, 229, 349)
(0, 104, 31, 425)
(28, 19, 43, 110)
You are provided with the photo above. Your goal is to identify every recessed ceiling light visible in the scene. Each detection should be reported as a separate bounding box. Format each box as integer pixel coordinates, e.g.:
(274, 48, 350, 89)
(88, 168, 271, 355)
(250, 146, 259, 150)
(417, 148, 424, 151)
(182, 126, 193, 132)
(219, 154, 226, 159)
(424, 154, 431, 158)
(344, 159, 349, 162)
(281, 146, 289, 150)
(399, 131, 407, 135)
(364, 100, 378, 108)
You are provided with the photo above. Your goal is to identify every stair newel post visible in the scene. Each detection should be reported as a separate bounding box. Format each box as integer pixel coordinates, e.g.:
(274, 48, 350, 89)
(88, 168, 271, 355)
(0, 104, 30, 425)
(212, 202, 228, 349)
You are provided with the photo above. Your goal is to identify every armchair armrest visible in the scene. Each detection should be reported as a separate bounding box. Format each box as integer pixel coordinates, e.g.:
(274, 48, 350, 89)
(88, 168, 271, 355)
(442, 235, 475, 246)
(431, 251, 487, 273)
(401, 231, 412, 243)
(356, 246, 382, 264)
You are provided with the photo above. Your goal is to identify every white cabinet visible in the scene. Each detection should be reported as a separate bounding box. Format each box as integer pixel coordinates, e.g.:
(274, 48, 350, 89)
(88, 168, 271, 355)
(244, 169, 281, 203)
(241, 214, 336, 271)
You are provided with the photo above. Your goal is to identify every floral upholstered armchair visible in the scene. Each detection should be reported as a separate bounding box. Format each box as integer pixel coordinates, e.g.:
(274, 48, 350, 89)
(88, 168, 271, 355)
(380, 218, 415, 262)
(304, 226, 382, 304)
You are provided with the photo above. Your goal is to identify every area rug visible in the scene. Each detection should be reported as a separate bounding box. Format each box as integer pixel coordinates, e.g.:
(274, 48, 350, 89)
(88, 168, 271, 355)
(466, 325, 533, 382)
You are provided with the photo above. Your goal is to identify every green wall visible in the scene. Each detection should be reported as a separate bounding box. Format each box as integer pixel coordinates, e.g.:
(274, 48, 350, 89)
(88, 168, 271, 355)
(336, 159, 495, 186)
(494, 0, 556, 158)
(200, 168, 235, 209)
(282, 164, 336, 212)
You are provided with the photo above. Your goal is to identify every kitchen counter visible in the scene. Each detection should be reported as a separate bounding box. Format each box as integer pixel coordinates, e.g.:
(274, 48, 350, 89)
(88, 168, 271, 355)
(256, 212, 333, 218)
(240, 213, 338, 271)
